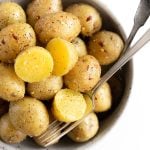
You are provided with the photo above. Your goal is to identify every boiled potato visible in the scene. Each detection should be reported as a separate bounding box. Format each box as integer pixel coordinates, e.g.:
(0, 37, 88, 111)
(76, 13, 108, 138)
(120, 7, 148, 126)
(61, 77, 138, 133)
(67, 112, 99, 142)
(52, 89, 86, 122)
(66, 3, 102, 36)
(14, 46, 54, 83)
(72, 37, 87, 57)
(93, 82, 112, 112)
(0, 63, 25, 102)
(27, 75, 63, 100)
(46, 38, 78, 76)
(64, 55, 101, 92)
(0, 99, 9, 117)
(88, 30, 124, 65)
(0, 23, 36, 63)
(9, 97, 49, 137)
(34, 12, 81, 44)
(0, 114, 26, 144)
(0, 2, 26, 30)
(84, 95, 93, 115)
(26, 0, 62, 27)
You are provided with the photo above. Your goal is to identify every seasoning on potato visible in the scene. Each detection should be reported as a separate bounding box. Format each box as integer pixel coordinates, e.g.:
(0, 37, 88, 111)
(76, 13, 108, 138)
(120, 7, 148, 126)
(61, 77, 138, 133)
(0, 2, 26, 30)
(88, 30, 124, 65)
(0, 63, 25, 102)
(52, 89, 87, 122)
(34, 12, 81, 44)
(46, 38, 78, 76)
(72, 37, 87, 57)
(67, 112, 99, 142)
(0, 23, 36, 63)
(9, 97, 50, 137)
(93, 82, 112, 112)
(14, 46, 54, 83)
(64, 55, 101, 92)
(0, 113, 26, 144)
(27, 75, 63, 100)
(66, 3, 102, 36)
(26, 0, 62, 27)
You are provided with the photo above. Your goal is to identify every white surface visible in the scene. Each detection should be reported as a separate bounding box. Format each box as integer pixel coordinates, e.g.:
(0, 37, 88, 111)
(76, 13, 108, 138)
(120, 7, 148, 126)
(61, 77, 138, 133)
(92, 0, 150, 150)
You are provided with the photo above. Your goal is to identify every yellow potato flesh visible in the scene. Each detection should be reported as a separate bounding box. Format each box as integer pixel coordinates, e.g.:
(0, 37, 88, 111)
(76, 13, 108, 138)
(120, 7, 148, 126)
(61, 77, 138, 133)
(15, 46, 53, 83)
(52, 89, 86, 122)
(46, 38, 78, 76)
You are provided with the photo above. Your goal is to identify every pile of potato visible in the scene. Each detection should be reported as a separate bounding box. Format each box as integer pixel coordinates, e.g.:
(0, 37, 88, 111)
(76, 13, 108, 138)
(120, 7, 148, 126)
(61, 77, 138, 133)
(0, 0, 124, 146)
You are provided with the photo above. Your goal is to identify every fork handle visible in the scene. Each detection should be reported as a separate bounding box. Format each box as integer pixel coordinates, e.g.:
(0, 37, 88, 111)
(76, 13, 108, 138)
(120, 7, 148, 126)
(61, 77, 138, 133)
(91, 28, 150, 97)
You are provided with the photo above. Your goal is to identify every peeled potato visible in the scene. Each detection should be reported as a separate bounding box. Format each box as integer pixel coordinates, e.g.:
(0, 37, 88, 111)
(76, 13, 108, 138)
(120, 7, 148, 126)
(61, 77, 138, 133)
(15, 46, 54, 83)
(9, 97, 49, 137)
(52, 89, 86, 122)
(0, 113, 26, 144)
(46, 38, 78, 76)
(94, 82, 112, 112)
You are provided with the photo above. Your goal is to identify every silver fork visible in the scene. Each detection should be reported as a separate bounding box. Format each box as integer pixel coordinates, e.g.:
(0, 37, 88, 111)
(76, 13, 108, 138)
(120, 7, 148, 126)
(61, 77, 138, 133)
(34, 0, 150, 147)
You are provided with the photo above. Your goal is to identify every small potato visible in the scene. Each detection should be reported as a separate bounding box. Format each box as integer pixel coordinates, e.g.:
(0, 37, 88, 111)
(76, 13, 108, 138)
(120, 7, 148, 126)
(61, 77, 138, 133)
(15, 46, 54, 83)
(64, 55, 101, 92)
(0, 63, 25, 102)
(66, 3, 102, 36)
(0, 23, 36, 63)
(0, 114, 26, 144)
(26, 0, 62, 27)
(68, 112, 99, 142)
(27, 75, 63, 100)
(34, 12, 81, 44)
(9, 97, 49, 137)
(88, 30, 124, 65)
(52, 89, 87, 122)
(46, 38, 78, 76)
(0, 2, 26, 30)
(83, 95, 93, 115)
(94, 82, 112, 112)
(0, 99, 9, 117)
(72, 37, 87, 57)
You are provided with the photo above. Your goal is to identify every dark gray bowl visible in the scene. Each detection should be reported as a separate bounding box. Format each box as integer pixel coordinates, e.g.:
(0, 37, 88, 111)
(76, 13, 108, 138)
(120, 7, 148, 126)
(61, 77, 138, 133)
(0, 0, 133, 149)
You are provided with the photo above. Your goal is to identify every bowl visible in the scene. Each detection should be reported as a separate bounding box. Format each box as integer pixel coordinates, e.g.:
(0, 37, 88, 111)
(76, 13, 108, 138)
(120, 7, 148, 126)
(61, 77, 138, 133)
(0, 0, 133, 149)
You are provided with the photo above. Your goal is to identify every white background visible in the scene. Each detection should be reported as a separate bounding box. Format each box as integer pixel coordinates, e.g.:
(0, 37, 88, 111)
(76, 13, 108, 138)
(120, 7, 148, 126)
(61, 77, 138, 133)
(92, 0, 150, 150)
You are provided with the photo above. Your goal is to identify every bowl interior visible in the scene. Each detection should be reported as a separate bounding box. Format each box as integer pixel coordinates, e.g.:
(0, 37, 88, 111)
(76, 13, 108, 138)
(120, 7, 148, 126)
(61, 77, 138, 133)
(0, 0, 133, 149)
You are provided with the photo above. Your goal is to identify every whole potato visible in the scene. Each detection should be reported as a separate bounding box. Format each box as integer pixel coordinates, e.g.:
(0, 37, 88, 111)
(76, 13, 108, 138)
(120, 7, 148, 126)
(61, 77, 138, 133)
(72, 37, 87, 57)
(68, 112, 99, 142)
(9, 97, 49, 137)
(94, 82, 112, 112)
(34, 12, 81, 44)
(0, 63, 25, 102)
(0, 23, 36, 63)
(27, 75, 63, 100)
(88, 30, 124, 65)
(0, 2, 26, 30)
(66, 3, 102, 36)
(64, 55, 101, 92)
(26, 0, 62, 27)
(0, 113, 26, 144)
(0, 99, 9, 117)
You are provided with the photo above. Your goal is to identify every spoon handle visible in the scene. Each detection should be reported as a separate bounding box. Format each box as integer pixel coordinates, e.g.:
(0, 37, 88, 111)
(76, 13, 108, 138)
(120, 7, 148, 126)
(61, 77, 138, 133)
(91, 28, 150, 97)
(122, 0, 150, 54)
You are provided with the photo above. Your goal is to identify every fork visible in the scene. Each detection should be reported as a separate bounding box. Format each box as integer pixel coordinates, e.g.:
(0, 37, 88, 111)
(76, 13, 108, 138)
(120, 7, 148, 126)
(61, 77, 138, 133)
(34, 0, 150, 147)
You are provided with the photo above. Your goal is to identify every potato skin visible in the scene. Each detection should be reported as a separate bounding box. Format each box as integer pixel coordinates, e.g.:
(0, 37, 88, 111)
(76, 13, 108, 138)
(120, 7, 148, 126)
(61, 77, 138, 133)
(68, 112, 99, 142)
(0, 99, 9, 117)
(9, 97, 49, 137)
(27, 75, 63, 100)
(64, 55, 101, 92)
(72, 37, 87, 57)
(0, 113, 26, 144)
(34, 12, 81, 44)
(94, 82, 112, 112)
(0, 2, 26, 30)
(0, 63, 25, 102)
(26, 0, 62, 27)
(88, 30, 124, 65)
(66, 3, 102, 36)
(0, 23, 36, 63)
